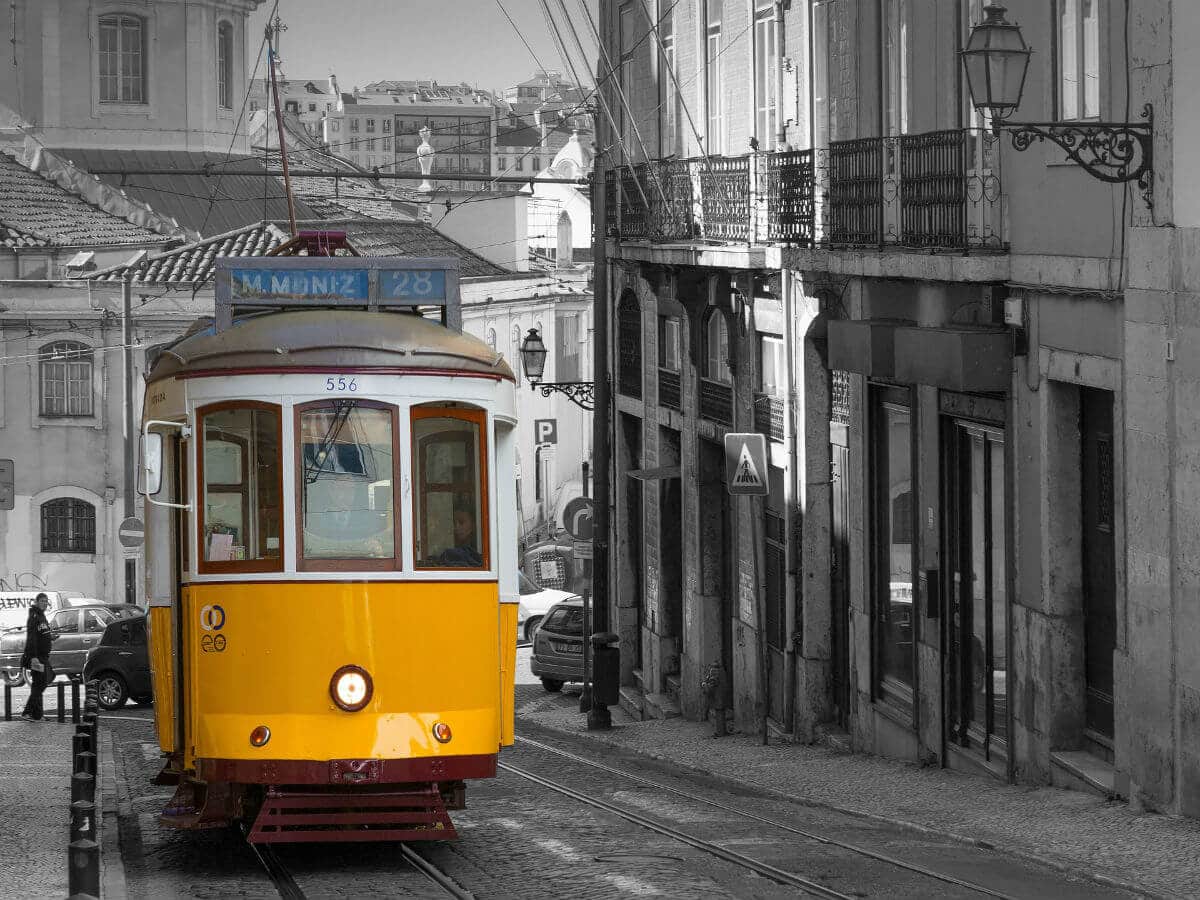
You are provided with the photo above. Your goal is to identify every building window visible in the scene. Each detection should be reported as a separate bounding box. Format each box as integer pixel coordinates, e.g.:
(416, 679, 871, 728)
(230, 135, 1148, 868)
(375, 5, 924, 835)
(704, 309, 731, 384)
(533, 157, 542, 171)
(659, 316, 681, 372)
(382, 137, 392, 152)
(217, 21, 233, 110)
(366, 118, 376, 133)
(383, 119, 392, 133)
(705, 4, 723, 154)
(497, 156, 507, 170)
(617, 290, 642, 399)
(98, 14, 146, 104)
(557, 313, 580, 381)
(330, 119, 341, 133)
(759, 334, 785, 396)
(515, 156, 524, 172)
(882, 0, 909, 135)
(754, 2, 778, 145)
(764, 467, 787, 650)
(308, 102, 317, 112)
(350, 118, 360, 132)
(39, 341, 93, 417)
(367, 139, 377, 152)
(41, 499, 96, 553)
(870, 385, 915, 705)
(1057, 0, 1100, 120)
(618, 2, 637, 153)
(659, 0, 681, 156)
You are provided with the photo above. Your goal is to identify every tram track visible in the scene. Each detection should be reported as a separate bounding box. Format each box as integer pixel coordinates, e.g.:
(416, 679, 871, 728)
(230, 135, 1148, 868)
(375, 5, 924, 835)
(244, 826, 473, 899)
(508, 735, 1026, 900)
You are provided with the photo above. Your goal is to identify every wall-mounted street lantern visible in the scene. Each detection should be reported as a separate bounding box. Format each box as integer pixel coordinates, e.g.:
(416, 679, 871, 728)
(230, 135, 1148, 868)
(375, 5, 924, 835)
(961, 4, 1153, 208)
(519, 327, 594, 411)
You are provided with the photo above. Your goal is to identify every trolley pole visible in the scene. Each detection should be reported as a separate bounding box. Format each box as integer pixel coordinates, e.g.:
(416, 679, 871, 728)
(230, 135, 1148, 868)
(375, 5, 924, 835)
(122, 276, 134, 521)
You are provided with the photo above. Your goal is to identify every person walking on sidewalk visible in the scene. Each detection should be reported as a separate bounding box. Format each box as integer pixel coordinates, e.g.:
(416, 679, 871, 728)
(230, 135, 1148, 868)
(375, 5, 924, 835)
(19, 593, 55, 722)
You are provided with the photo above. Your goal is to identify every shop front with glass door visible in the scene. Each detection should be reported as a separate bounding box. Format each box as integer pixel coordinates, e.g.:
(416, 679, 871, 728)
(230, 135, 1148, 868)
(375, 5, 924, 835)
(941, 401, 1009, 774)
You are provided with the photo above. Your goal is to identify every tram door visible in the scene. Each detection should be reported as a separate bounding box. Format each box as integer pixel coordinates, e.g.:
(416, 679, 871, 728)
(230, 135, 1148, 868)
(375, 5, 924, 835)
(171, 436, 190, 759)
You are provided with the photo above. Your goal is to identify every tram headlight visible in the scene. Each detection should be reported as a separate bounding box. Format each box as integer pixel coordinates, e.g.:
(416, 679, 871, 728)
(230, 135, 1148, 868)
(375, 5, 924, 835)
(330, 665, 373, 712)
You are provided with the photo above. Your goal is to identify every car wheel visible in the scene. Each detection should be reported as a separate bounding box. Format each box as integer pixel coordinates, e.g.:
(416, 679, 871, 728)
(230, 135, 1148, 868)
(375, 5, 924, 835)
(524, 616, 543, 643)
(96, 672, 128, 710)
(541, 678, 563, 693)
(1, 669, 26, 688)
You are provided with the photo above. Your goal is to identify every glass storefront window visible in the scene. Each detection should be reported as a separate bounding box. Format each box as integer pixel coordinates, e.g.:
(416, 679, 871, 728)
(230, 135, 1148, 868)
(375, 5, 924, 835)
(871, 387, 914, 700)
(412, 406, 488, 569)
(297, 401, 398, 566)
(199, 404, 282, 571)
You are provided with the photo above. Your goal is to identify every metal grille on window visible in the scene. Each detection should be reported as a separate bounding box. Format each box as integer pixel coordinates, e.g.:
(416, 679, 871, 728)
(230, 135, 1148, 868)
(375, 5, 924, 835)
(831, 370, 851, 425)
(41, 498, 96, 553)
(618, 294, 642, 399)
(39, 342, 93, 417)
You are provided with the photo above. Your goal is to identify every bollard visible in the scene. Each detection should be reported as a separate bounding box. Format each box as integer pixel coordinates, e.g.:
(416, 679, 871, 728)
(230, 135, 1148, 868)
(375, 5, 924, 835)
(3, 681, 10, 721)
(74, 750, 97, 778)
(72, 731, 91, 760)
(72, 679, 81, 723)
(67, 838, 100, 899)
(70, 771, 95, 805)
(57, 681, 67, 723)
(70, 799, 96, 843)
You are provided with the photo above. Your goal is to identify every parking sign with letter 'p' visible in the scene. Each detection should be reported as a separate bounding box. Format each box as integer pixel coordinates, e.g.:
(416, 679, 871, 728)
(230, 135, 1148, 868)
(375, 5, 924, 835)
(0, 459, 13, 511)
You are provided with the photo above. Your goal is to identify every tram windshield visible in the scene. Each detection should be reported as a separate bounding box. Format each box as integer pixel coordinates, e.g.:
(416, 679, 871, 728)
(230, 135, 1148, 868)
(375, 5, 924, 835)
(413, 407, 488, 569)
(298, 401, 397, 561)
(199, 405, 282, 568)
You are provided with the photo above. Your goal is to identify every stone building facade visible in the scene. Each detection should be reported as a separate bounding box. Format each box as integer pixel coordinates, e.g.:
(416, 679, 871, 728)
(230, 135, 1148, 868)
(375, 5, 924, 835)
(596, 0, 1200, 819)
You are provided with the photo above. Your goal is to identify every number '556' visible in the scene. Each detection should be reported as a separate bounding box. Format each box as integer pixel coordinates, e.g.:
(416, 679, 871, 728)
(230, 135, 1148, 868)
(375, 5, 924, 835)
(325, 377, 357, 391)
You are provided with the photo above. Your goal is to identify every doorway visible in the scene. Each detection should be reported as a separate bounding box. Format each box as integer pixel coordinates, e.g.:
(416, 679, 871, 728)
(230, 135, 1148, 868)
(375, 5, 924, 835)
(699, 440, 733, 710)
(830, 422, 851, 729)
(1080, 388, 1116, 747)
(943, 417, 1007, 765)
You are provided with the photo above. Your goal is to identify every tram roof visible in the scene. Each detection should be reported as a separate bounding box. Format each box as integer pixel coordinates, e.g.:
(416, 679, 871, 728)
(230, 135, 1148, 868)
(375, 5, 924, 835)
(146, 309, 515, 383)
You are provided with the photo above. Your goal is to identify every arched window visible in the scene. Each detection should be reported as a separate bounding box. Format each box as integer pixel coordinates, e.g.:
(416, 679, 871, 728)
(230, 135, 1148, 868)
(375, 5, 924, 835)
(217, 21, 234, 110)
(98, 15, 146, 104)
(41, 499, 96, 553)
(617, 290, 642, 398)
(39, 341, 94, 417)
(486, 328, 497, 350)
(704, 309, 732, 384)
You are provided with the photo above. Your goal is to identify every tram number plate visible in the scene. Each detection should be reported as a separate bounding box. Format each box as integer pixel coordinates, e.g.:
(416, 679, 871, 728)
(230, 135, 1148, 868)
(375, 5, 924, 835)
(552, 641, 582, 655)
(330, 759, 382, 784)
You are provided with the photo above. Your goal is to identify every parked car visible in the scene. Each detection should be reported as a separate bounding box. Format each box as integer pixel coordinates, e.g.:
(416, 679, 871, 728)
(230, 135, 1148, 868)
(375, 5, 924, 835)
(83, 613, 152, 710)
(518, 571, 579, 643)
(530, 596, 585, 692)
(0, 590, 86, 633)
(0, 603, 141, 686)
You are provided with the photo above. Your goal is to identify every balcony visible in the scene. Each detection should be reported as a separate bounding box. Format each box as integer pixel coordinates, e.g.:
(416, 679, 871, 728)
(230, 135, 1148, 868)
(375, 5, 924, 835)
(699, 378, 733, 427)
(603, 129, 1003, 253)
(658, 368, 682, 411)
(754, 393, 785, 442)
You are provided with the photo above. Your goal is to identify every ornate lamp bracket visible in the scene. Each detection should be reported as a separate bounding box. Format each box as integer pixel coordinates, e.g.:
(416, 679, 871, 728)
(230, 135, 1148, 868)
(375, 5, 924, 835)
(533, 381, 595, 411)
(1007, 104, 1154, 210)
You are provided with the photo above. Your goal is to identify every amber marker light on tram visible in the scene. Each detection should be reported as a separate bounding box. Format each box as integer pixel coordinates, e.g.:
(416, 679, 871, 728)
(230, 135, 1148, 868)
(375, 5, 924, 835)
(433, 722, 452, 743)
(330, 665, 373, 712)
(249, 725, 271, 747)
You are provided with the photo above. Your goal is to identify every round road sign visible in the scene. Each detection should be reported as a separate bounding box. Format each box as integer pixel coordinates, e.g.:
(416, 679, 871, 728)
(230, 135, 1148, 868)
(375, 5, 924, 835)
(118, 516, 145, 548)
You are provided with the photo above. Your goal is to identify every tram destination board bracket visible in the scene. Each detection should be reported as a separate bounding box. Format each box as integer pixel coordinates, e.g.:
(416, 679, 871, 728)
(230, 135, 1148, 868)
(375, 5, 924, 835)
(214, 257, 462, 332)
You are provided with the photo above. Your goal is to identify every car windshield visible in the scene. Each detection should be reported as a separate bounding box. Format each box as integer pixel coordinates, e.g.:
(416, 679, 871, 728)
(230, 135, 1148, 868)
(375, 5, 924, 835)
(519, 572, 541, 595)
(542, 605, 584, 637)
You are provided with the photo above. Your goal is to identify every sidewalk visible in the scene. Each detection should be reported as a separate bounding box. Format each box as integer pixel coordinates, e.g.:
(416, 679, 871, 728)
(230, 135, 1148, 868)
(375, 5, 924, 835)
(0, 716, 73, 899)
(519, 690, 1200, 900)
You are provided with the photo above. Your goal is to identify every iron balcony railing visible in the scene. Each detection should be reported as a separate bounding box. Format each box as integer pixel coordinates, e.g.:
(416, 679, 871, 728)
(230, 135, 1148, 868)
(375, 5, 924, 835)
(658, 368, 682, 411)
(602, 129, 1003, 252)
(699, 378, 734, 427)
(754, 393, 785, 442)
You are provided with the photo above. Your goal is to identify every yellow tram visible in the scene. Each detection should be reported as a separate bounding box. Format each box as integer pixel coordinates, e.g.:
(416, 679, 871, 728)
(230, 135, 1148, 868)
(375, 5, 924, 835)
(139, 252, 518, 842)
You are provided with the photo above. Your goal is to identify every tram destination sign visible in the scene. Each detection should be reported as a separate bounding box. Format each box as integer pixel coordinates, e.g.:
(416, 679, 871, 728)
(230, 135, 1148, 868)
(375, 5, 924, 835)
(215, 257, 460, 331)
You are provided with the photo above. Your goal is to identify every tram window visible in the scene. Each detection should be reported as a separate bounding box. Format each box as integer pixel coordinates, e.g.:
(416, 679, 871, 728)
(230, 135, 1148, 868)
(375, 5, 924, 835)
(412, 407, 488, 569)
(198, 404, 282, 570)
(297, 401, 399, 566)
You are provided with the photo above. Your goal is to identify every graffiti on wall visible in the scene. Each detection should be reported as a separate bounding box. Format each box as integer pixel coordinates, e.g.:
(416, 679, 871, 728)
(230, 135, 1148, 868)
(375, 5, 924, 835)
(0, 572, 47, 592)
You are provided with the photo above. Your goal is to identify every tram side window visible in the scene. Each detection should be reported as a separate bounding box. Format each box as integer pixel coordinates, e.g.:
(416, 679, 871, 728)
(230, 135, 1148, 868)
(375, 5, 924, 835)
(298, 401, 398, 564)
(413, 408, 488, 569)
(199, 405, 282, 568)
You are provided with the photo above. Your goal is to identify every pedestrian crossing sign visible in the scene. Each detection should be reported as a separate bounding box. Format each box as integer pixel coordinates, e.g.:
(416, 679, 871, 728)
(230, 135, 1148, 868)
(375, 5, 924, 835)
(724, 433, 769, 495)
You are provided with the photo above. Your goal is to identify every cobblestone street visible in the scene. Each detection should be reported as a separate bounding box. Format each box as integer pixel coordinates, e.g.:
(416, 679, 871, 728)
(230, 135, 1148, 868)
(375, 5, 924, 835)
(86, 652, 1167, 899)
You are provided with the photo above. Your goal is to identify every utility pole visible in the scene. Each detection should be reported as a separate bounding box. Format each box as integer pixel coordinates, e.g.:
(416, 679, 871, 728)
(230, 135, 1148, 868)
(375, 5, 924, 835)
(122, 275, 135, 605)
(267, 23, 297, 237)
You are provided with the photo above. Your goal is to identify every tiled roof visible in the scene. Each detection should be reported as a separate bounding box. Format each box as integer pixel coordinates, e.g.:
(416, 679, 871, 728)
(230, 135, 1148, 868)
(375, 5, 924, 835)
(0, 152, 169, 248)
(89, 218, 506, 285)
(52, 148, 321, 237)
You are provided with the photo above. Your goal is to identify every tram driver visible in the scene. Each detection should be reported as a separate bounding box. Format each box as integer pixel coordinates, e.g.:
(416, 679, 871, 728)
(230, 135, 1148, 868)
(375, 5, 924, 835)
(438, 505, 483, 567)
